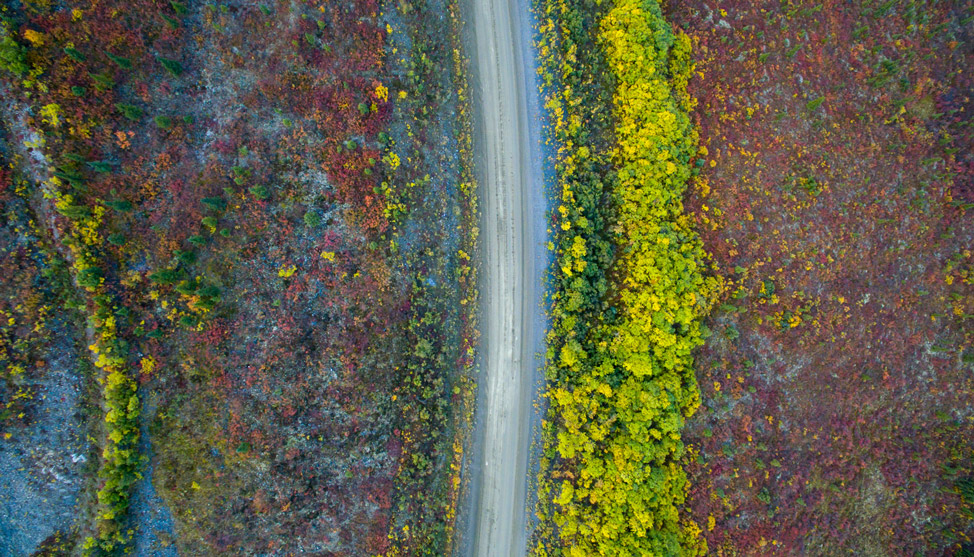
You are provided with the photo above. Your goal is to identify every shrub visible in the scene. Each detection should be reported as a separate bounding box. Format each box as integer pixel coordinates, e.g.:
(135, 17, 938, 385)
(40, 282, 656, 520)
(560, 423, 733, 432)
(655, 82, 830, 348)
(197, 285, 220, 298)
(807, 96, 825, 112)
(89, 72, 115, 92)
(200, 196, 226, 211)
(56, 204, 92, 220)
(88, 161, 113, 173)
(303, 209, 322, 228)
(194, 297, 217, 310)
(107, 52, 132, 69)
(115, 103, 142, 121)
(105, 199, 133, 212)
(0, 25, 28, 77)
(64, 46, 86, 62)
(175, 279, 198, 295)
(77, 266, 103, 289)
(175, 249, 196, 265)
(149, 268, 182, 284)
(157, 56, 183, 77)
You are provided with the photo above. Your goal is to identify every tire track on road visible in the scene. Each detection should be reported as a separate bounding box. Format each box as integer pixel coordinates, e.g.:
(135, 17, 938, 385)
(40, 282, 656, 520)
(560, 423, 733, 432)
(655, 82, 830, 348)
(466, 0, 543, 551)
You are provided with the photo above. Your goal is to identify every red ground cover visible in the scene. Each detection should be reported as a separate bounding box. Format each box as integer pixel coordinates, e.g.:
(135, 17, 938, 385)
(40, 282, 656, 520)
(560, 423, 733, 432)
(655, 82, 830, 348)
(672, 0, 974, 552)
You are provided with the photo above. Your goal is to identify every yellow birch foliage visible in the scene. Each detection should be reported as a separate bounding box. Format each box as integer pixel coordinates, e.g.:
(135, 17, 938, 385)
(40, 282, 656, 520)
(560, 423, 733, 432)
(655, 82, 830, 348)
(542, 0, 720, 555)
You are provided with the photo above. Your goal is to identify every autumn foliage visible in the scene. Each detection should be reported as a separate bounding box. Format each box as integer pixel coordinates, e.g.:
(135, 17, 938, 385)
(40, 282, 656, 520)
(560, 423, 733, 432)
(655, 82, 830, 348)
(0, 0, 476, 554)
(533, 0, 718, 554)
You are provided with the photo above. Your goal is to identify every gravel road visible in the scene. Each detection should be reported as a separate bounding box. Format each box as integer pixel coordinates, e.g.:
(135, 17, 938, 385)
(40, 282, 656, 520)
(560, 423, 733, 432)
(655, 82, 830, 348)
(466, 0, 546, 551)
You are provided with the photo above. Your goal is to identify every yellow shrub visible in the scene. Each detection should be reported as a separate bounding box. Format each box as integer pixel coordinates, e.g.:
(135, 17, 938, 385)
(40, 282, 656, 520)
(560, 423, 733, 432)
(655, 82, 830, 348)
(537, 0, 719, 554)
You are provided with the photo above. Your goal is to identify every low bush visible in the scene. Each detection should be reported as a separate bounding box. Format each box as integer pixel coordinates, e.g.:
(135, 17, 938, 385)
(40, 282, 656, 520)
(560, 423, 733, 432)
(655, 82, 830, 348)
(157, 56, 183, 76)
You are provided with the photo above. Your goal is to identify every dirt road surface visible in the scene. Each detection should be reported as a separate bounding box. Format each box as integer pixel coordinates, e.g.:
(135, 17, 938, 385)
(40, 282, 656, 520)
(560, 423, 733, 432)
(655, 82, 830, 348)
(466, 0, 545, 551)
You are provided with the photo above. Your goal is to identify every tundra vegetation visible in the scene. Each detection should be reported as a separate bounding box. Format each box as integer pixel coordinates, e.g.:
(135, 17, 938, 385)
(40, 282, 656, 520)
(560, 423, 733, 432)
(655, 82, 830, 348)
(0, 0, 970, 553)
(673, 0, 974, 552)
(533, 0, 973, 554)
(0, 0, 476, 554)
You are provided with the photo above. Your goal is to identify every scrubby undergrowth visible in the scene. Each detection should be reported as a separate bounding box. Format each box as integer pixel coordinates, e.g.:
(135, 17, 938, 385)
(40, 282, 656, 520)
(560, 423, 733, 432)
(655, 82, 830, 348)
(0, 0, 477, 554)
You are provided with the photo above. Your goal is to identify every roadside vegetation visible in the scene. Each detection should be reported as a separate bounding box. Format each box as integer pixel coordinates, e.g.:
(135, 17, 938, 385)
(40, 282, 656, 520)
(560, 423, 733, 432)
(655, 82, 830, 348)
(0, 0, 476, 554)
(533, 0, 973, 554)
(532, 0, 718, 554)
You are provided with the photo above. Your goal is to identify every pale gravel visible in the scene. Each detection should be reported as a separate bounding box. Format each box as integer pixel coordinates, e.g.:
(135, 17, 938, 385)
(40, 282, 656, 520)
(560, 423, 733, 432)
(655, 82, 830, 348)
(466, 0, 547, 551)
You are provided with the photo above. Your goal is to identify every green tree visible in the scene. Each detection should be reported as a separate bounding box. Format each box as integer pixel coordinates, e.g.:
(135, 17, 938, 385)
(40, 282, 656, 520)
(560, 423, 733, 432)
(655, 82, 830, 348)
(157, 56, 183, 76)
(303, 209, 322, 228)
(107, 52, 132, 69)
(0, 25, 27, 77)
(64, 46, 86, 62)
(149, 268, 182, 285)
(115, 103, 142, 121)
(200, 196, 226, 211)
(90, 72, 115, 92)
(154, 115, 172, 129)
